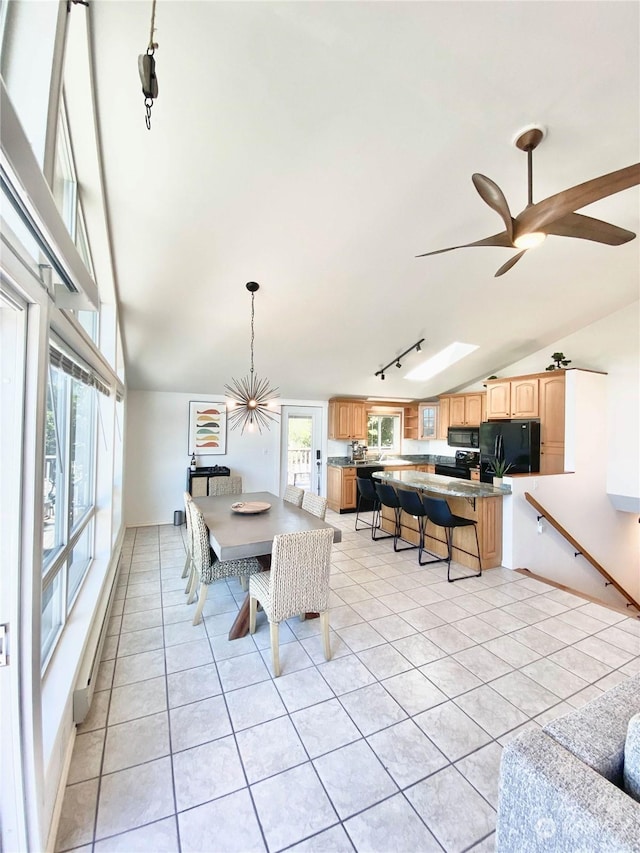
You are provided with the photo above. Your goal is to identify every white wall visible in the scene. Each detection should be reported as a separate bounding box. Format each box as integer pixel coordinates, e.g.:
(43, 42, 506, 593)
(125, 392, 328, 526)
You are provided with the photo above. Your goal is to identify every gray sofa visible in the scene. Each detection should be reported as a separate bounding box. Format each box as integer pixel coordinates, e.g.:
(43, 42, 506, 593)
(496, 672, 640, 852)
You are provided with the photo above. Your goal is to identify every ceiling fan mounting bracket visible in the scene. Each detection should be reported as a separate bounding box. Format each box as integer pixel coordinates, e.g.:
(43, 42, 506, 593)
(513, 125, 546, 152)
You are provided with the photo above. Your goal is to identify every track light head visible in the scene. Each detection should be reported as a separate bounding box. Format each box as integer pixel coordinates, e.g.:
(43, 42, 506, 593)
(381, 372, 385, 380)
(416, 342, 422, 352)
(396, 360, 402, 369)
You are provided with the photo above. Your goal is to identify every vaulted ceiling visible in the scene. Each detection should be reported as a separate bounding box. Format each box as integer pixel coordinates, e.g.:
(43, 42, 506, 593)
(89, 1, 639, 401)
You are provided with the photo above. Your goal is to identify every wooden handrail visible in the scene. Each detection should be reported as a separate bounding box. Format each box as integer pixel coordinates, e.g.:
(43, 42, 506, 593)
(524, 491, 640, 613)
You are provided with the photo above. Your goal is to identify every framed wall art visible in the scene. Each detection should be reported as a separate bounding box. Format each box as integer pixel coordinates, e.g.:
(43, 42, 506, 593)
(188, 401, 227, 456)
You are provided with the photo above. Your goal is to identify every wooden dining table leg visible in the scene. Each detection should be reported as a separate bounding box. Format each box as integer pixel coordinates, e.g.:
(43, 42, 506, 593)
(228, 554, 270, 640)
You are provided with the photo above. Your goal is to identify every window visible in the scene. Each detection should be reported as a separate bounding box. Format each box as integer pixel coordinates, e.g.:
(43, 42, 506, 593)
(42, 344, 99, 665)
(367, 413, 401, 453)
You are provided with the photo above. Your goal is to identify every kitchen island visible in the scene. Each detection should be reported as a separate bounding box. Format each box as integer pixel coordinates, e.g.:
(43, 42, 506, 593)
(373, 470, 511, 570)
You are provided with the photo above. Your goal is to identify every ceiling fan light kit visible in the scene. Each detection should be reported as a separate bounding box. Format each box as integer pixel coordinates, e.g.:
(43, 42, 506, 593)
(417, 124, 640, 276)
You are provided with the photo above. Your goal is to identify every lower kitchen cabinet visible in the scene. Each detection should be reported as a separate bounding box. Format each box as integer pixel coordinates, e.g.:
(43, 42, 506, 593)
(327, 466, 357, 512)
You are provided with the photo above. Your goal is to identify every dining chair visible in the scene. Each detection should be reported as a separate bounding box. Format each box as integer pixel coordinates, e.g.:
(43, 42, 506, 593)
(186, 499, 261, 625)
(301, 491, 327, 520)
(249, 527, 334, 676)
(181, 491, 194, 580)
(283, 484, 304, 507)
(421, 495, 482, 582)
(208, 475, 243, 496)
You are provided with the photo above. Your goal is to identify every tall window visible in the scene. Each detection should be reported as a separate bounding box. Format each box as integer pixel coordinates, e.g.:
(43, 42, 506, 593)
(53, 98, 98, 342)
(367, 413, 401, 453)
(41, 346, 97, 664)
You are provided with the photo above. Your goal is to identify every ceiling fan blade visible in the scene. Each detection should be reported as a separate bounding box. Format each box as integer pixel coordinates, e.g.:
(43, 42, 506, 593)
(515, 163, 640, 237)
(494, 250, 527, 277)
(416, 231, 512, 258)
(472, 174, 514, 242)
(544, 212, 636, 245)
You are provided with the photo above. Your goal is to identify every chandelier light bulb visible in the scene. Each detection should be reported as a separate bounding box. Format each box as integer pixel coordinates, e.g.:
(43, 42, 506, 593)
(225, 282, 280, 434)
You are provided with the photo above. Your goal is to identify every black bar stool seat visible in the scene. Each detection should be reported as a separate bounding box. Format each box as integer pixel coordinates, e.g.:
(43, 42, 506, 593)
(355, 477, 389, 539)
(421, 495, 482, 582)
(374, 482, 417, 552)
(396, 488, 444, 566)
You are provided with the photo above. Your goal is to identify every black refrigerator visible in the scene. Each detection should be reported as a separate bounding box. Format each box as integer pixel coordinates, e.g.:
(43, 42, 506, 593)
(479, 421, 541, 482)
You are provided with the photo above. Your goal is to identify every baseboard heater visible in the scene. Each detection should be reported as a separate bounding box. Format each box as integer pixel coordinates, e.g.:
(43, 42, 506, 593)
(72, 543, 123, 723)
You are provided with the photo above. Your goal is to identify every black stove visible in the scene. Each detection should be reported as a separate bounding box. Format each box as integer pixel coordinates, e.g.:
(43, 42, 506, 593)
(434, 451, 479, 480)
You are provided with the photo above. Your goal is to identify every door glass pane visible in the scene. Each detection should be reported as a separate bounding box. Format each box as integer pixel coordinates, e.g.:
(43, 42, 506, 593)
(70, 376, 95, 528)
(67, 522, 92, 606)
(43, 365, 65, 565)
(287, 416, 312, 488)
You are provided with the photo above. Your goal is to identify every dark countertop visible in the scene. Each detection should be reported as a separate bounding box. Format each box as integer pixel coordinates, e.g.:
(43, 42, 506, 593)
(327, 455, 454, 469)
(373, 469, 511, 497)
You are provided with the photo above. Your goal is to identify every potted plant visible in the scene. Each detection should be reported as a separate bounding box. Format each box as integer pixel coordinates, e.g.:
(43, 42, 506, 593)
(488, 458, 512, 486)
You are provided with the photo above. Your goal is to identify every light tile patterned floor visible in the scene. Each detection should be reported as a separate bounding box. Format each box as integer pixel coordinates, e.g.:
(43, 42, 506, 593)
(56, 511, 640, 852)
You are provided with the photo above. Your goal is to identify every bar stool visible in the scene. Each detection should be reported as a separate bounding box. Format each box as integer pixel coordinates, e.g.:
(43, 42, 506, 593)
(355, 477, 388, 539)
(396, 489, 443, 566)
(374, 482, 416, 552)
(421, 496, 482, 583)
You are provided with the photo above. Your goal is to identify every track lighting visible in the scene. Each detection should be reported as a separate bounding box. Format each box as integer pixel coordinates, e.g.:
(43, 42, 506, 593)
(375, 338, 425, 380)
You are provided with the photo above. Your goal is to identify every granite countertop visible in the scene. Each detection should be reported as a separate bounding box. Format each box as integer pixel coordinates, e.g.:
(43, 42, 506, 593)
(327, 455, 452, 469)
(373, 469, 511, 498)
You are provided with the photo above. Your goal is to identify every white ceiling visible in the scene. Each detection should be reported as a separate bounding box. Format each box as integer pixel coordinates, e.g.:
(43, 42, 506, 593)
(89, 1, 640, 401)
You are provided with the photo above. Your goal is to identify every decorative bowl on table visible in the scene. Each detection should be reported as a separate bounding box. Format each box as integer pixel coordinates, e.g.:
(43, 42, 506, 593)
(230, 501, 271, 514)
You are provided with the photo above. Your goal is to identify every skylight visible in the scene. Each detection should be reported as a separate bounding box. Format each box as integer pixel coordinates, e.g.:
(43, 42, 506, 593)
(404, 342, 478, 381)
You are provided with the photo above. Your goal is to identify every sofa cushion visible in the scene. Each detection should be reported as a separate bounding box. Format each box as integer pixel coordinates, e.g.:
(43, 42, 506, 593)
(543, 673, 640, 785)
(624, 712, 640, 802)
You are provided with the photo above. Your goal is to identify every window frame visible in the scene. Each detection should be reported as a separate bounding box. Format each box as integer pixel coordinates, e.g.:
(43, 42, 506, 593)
(367, 411, 402, 454)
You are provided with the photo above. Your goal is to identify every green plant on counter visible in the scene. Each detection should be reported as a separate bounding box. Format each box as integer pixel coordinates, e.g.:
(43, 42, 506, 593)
(488, 458, 512, 477)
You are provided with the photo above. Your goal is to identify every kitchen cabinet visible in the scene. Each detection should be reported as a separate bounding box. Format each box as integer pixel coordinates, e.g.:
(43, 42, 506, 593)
(327, 466, 358, 512)
(448, 393, 484, 427)
(486, 378, 539, 419)
(539, 373, 565, 474)
(418, 403, 439, 439)
(328, 399, 367, 440)
(403, 405, 419, 439)
(437, 396, 450, 440)
(416, 464, 435, 473)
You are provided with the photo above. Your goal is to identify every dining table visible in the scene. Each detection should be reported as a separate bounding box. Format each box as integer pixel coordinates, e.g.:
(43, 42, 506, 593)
(192, 491, 342, 639)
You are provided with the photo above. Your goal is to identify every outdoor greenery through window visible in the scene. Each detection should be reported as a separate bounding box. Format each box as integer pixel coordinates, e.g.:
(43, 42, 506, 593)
(367, 413, 401, 453)
(42, 349, 97, 663)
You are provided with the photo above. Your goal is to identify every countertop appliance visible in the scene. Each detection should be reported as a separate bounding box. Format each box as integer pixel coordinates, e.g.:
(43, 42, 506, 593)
(350, 441, 368, 462)
(434, 451, 480, 480)
(479, 420, 540, 483)
(447, 426, 480, 449)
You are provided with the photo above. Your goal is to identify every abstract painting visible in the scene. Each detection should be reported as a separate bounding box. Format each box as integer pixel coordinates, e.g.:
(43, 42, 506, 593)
(188, 401, 227, 456)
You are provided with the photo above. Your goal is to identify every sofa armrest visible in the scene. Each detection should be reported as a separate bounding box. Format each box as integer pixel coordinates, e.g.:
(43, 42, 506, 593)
(496, 729, 640, 853)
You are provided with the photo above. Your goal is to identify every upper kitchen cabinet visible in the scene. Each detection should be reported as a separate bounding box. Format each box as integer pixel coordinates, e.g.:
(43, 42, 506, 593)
(418, 403, 439, 439)
(539, 373, 566, 474)
(486, 377, 539, 419)
(447, 393, 484, 427)
(328, 399, 367, 440)
(437, 396, 450, 439)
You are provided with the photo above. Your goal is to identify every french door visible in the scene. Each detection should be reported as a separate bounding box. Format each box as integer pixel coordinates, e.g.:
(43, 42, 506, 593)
(279, 406, 324, 497)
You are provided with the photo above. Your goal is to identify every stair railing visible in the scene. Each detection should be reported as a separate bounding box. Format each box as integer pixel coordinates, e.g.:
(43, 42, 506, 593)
(524, 491, 640, 614)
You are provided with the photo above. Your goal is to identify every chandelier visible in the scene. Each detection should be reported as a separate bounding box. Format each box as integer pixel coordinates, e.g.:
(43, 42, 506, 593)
(225, 282, 280, 434)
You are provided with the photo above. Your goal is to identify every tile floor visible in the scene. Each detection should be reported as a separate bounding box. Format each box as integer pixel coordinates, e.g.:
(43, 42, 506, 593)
(55, 511, 640, 852)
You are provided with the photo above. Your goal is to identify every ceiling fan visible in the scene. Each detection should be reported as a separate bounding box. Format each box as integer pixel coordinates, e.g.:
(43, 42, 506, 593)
(417, 126, 640, 277)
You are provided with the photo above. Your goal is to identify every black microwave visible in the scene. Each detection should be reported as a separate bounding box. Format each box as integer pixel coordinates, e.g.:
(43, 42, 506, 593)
(447, 427, 479, 449)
